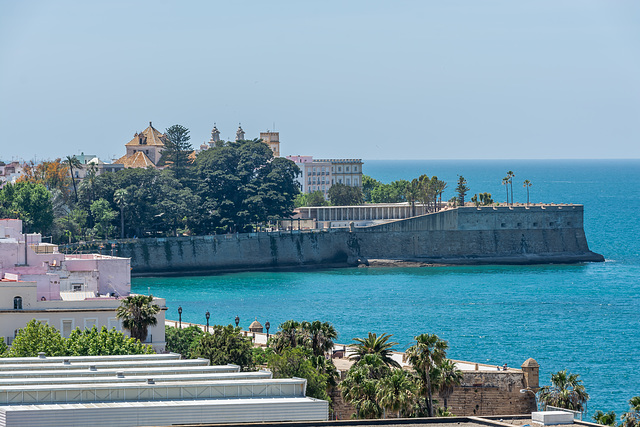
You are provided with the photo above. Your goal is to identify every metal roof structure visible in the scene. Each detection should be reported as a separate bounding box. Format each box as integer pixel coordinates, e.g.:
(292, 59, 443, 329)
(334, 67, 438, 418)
(0, 355, 328, 427)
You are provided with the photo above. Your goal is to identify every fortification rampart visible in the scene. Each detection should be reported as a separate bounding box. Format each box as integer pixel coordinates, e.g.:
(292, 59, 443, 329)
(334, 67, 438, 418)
(106, 205, 602, 276)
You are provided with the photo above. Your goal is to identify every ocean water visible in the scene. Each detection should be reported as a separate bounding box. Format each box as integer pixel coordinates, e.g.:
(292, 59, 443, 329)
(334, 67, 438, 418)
(133, 159, 640, 417)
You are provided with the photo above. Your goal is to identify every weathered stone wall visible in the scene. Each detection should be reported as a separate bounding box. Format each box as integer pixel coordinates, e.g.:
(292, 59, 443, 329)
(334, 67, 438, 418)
(447, 371, 536, 416)
(114, 205, 602, 276)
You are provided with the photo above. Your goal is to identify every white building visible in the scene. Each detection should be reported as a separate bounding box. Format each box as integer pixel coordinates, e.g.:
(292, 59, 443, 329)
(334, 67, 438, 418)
(286, 156, 363, 199)
(0, 354, 328, 427)
(0, 219, 166, 350)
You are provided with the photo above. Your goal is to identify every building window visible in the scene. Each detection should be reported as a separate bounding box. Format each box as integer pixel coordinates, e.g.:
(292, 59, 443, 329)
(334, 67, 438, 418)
(61, 320, 73, 338)
(346, 178, 351, 185)
(354, 166, 358, 172)
(84, 318, 97, 330)
(346, 166, 350, 172)
(13, 296, 22, 310)
(338, 167, 342, 172)
(354, 178, 359, 186)
(108, 318, 119, 330)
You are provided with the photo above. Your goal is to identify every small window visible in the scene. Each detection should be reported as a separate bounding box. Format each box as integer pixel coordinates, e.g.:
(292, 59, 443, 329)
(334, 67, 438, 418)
(501, 223, 506, 228)
(533, 222, 538, 227)
(567, 222, 572, 226)
(13, 296, 22, 310)
(61, 320, 73, 338)
(338, 167, 342, 172)
(549, 222, 555, 227)
(72, 283, 83, 292)
(346, 166, 350, 172)
(354, 166, 358, 172)
(517, 223, 522, 227)
(84, 318, 97, 330)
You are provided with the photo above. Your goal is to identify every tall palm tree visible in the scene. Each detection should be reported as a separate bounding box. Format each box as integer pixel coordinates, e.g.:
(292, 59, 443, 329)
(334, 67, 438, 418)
(406, 179, 421, 217)
(349, 332, 400, 368)
(437, 359, 463, 410)
(64, 155, 82, 203)
(301, 320, 337, 356)
(506, 171, 515, 205)
(406, 333, 449, 417)
(502, 177, 510, 205)
(621, 396, 640, 427)
(116, 295, 160, 342)
(114, 189, 128, 239)
(523, 180, 532, 205)
(377, 368, 417, 418)
(538, 370, 589, 412)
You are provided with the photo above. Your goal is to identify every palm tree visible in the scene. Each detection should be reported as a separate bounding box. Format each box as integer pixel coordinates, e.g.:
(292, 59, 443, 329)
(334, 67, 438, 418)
(523, 180, 532, 205)
(301, 320, 337, 356)
(437, 359, 463, 410)
(269, 320, 306, 353)
(64, 155, 82, 203)
(406, 333, 449, 417)
(593, 410, 617, 426)
(377, 368, 417, 418)
(406, 179, 421, 216)
(621, 396, 640, 427)
(502, 177, 509, 204)
(114, 189, 128, 239)
(538, 370, 589, 412)
(349, 332, 400, 368)
(506, 171, 515, 205)
(116, 295, 160, 342)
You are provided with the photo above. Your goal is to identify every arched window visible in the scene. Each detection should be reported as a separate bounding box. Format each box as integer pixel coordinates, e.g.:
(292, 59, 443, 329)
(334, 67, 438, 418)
(13, 296, 22, 310)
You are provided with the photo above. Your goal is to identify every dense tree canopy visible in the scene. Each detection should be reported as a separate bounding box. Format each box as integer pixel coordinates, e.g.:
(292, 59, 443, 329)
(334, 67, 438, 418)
(0, 182, 54, 234)
(328, 183, 364, 206)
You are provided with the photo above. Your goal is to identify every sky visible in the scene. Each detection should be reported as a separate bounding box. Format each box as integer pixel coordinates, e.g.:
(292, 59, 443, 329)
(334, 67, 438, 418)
(1, 1, 639, 161)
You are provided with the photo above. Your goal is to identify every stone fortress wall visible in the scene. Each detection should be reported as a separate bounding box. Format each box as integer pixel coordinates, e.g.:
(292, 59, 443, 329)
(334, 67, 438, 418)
(114, 205, 603, 276)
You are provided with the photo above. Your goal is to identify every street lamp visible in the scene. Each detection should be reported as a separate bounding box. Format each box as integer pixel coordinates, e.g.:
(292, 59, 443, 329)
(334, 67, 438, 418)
(265, 321, 270, 341)
(520, 389, 539, 411)
(235, 315, 239, 328)
(178, 306, 182, 329)
(205, 311, 210, 333)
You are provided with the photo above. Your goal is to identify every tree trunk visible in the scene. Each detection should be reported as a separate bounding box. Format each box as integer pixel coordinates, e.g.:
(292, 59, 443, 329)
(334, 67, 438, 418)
(120, 207, 125, 239)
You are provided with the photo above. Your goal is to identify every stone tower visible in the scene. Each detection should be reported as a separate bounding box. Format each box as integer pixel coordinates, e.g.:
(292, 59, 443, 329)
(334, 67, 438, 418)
(209, 124, 221, 146)
(521, 358, 540, 390)
(235, 124, 245, 141)
(260, 131, 280, 157)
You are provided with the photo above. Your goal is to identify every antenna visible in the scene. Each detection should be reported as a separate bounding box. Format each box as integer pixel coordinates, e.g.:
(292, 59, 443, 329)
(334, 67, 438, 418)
(273, 122, 276, 131)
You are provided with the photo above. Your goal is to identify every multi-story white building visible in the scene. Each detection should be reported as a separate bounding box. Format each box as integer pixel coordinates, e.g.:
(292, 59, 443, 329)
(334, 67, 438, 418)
(286, 156, 363, 199)
(0, 161, 24, 188)
(0, 219, 166, 351)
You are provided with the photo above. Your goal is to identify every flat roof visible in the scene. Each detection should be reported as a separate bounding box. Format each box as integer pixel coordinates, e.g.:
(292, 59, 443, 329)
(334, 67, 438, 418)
(0, 364, 240, 378)
(0, 353, 181, 365)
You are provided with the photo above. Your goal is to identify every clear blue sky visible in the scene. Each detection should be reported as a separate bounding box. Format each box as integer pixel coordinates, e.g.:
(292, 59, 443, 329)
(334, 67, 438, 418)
(1, 1, 639, 161)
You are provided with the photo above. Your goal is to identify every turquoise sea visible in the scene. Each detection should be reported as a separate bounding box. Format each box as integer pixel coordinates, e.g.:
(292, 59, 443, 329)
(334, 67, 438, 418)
(133, 159, 640, 417)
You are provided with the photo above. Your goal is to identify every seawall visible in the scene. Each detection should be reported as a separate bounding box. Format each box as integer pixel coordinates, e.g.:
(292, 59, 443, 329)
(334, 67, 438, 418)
(113, 205, 603, 276)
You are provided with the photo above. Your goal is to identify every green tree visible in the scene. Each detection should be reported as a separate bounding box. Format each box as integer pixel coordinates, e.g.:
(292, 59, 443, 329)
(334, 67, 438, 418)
(195, 325, 254, 370)
(301, 320, 338, 357)
(268, 320, 307, 353)
(90, 198, 117, 239)
(377, 368, 417, 418)
(113, 188, 127, 239)
(405, 179, 421, 216)
(0, 338, 6, 356)
(307, 190, 328, 206)
(267, 346, 332, 402)
(8, 319, 65, 357)
(165, 325, 204, 358)
(406, 333, 449, 417)
(64, 326, 154, 355)
(455, 176, 470, 207)
(437, 359, 463, 410)
(339, 354, 388, 419)
(116, 295, 160, 343)
(523, 179, 532, 205)
(163, 124, 193, 171)
(538, 370, 589, 412)
(593, 411, 618, 426)
(362, 175, 382, 202)
(349, 332, 400, 368)
(0, 182, 54, 234)
(328, 183, 364, 206)
(621, 396, 640, 427)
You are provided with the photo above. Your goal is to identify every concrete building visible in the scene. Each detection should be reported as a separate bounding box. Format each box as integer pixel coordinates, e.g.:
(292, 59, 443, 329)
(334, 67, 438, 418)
(0, 161, 24, 188)
(0, 354, 328, 427)
(0, 219, 166, 350)
(114, 122, 168, 168)
(296, 202, 435, 228)
(286, 156, 363, 199)
(71, 153, 124, 179)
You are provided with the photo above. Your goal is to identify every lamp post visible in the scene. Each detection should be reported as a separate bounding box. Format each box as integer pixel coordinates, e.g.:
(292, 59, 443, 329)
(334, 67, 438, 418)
(520, 389, 539, 412)
(265, 321, 270, 341)
(205, 311, 210, 333)
(178, 306, 182, 329)
(235, 315, 239, 328)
